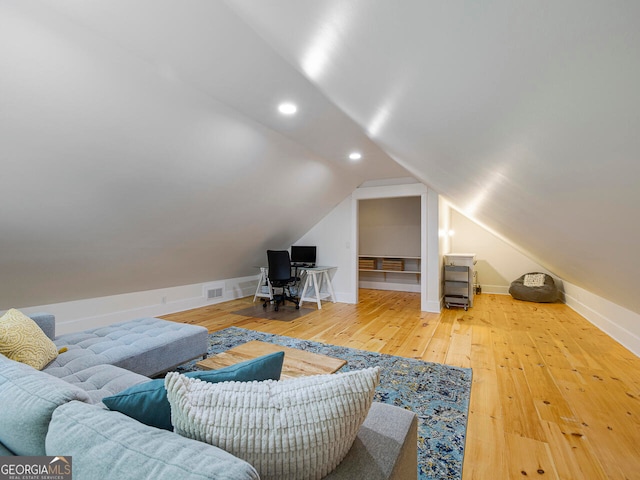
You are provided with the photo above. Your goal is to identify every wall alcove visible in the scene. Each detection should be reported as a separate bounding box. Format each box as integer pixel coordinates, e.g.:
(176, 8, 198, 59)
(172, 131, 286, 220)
(350, 181, 441, 313)
(358, 197, 422, 293)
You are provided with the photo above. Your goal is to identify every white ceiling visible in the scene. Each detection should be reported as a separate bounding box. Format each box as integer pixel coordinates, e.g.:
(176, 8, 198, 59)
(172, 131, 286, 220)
(228, 0, 640, 312)
(2, 1, 640, 316)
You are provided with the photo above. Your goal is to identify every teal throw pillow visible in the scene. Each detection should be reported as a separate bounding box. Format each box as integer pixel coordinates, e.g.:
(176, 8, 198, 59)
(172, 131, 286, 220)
(102, 350, 284, 431)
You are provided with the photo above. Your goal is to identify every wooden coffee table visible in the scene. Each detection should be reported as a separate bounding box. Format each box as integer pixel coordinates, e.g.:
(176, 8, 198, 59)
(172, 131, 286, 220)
(196, 340, 347, 379)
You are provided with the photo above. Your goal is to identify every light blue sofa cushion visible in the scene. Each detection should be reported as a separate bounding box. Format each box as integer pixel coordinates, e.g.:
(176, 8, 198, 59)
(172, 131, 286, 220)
(46, 318, 208, 378)
(46, 401, 259, 480)
(102, 351, 284, 430)
(0, 441, 15, 456)
(0, 355, 90, 456)
(28, 312, 56, 340)
(57, 364, 150, 404)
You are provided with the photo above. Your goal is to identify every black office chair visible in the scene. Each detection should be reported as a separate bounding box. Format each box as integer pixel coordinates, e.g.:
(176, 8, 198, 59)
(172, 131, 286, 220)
(265, 250, 300, 311)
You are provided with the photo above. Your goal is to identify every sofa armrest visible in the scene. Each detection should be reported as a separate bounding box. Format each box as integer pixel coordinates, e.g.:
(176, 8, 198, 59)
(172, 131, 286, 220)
(324, 402, 418, 480)
(28, 313, 55, 340)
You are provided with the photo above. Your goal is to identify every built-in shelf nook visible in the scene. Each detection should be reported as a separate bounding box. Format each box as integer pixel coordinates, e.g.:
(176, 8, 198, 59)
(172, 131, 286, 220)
(358, 255, 421, 282)
(358, 196, 422, 293)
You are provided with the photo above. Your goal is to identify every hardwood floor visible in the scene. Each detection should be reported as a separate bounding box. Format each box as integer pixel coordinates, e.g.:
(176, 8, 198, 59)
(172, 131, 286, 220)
(162, 289, 640, 479)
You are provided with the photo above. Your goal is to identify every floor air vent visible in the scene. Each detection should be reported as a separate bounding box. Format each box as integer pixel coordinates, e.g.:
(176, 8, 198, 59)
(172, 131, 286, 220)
(206, 287, 224, 300)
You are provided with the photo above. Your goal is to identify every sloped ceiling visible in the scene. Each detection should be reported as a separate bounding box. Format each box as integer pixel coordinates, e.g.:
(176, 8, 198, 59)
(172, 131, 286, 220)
(227, 0, 640, 314)
(2, 1, 640, 317)
(0, 0, 408, 307)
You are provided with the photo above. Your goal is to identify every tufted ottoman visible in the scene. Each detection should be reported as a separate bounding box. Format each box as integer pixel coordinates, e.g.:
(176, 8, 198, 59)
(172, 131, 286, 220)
(44, 318, 209, 378)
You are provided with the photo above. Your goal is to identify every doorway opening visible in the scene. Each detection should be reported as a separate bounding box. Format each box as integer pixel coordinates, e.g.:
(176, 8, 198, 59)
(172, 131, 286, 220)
(350, 182, 440, 313)
(358, 196, 422, 295)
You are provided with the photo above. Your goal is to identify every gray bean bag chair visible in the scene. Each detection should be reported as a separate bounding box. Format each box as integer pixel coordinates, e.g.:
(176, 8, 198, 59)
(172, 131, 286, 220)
(509, 272, 558, 303)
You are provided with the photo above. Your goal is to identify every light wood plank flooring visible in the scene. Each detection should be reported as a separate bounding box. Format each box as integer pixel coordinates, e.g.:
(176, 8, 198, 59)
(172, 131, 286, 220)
(162, 289, 640, 479)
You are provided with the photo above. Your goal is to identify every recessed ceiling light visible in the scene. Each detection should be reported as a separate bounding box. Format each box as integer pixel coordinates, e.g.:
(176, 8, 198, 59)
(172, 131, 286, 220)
(278, 102, 297, 115)
(349, 152, 362, 161)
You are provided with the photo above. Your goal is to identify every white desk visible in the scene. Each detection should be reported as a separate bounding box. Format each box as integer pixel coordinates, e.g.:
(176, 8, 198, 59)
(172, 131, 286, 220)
(253, 267, 273, 303)
(253, 266, 337, 309)
(298, 266, 337, 309)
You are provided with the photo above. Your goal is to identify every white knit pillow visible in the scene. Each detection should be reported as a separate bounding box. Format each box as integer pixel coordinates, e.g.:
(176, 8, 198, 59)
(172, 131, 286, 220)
(165, 367, 380, 480)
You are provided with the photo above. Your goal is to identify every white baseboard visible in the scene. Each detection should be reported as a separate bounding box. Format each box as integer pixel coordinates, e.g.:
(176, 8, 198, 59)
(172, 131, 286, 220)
(478, 284, 510, 295)
(563, 285, 640, 357)
(358, 281, 421, 293)
(18, 275, 259, 335)
(21, 275, 638, 359)
(425, 299, 441, 313)
(335, 291, 356, 304)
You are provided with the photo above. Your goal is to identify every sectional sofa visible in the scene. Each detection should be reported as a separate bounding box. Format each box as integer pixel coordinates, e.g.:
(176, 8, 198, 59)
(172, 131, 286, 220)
(0, 312, 418, 479)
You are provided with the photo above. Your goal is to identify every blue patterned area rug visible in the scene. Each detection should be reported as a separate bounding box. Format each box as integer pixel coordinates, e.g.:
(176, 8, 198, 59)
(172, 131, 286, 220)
(177, 326, 472, 480)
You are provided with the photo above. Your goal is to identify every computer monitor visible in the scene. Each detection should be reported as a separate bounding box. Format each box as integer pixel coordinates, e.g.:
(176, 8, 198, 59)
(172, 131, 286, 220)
(290, 245, 317, 266)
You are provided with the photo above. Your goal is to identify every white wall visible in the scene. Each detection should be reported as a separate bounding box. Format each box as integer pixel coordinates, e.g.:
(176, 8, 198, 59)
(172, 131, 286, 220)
(448, 206, 640, 358)
(0, 1, 397, 310)
(358, 197, 421, 293)
(294, 195, 354, 303)
(295, 180, 441, 311)
(16, 190, 640, 358)
(425, 189, 441, 312)
(359, 197, 421, 256)
(11, 275, 256, 335)
(450, 209, 553, 294)
(564, 282, 640, 356)
(438, 198, 453, 300)
(351, 181, 440, 312)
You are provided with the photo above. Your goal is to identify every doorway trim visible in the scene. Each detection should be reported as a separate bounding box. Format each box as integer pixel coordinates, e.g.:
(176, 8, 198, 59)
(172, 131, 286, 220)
(350, 182, 440, 312)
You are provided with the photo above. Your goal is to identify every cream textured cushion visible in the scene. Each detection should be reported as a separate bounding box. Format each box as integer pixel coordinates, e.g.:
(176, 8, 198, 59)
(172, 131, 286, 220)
(165, 367, 380, 480)
(0, 309, 58, 370)
(524, 273, 546, 287)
